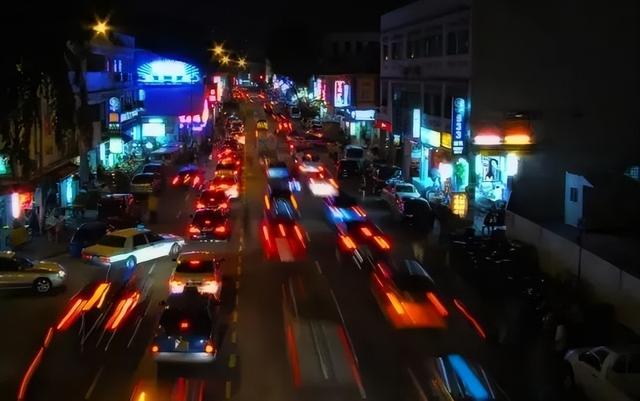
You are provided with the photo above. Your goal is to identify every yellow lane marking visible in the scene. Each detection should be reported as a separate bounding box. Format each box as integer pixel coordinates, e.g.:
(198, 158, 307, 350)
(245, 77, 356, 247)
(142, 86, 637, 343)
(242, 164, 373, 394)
(229, 354, 237, 368)
(232, 310, 238, 323)
(235, 281, 240, 289)
(225, 381, 232, 399)
(231, 330, 237, 343)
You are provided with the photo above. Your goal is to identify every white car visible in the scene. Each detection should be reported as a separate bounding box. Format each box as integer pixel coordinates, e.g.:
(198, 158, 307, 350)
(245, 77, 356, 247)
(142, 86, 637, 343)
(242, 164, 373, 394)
(81, 227, 185, 269)
(565, 346, 640, 401)
(169, 251, 223, 299)
(307, 171, 339, 197)
(381, 182, 421, 206)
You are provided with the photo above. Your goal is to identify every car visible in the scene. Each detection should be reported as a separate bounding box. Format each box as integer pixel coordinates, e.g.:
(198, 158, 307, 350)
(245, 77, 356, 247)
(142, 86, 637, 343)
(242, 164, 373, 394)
(260, 215, 307, 262)
(381, 182, 421, 206)
(81, 227, 185, 269)
(324, 193, 367, 225)
(266, 181, 300, 211)
(344, 145, 365, 163)
(371, 259, 448, 329)
(0, 251, 66, 294)
(141, 162, 166, 181)
(69, 221, 109, 258)
(264, 195, 300, 220)
(216, 157, 241, 176)
(402, 197, 434, 226)
(564, 346, 640, 401)
(188, 209, 231, 242)
(151, 303, 218, 364)
(169, 251, 223, 299)
(99, 170, 131, 193)
(208, 173, 239, 199)
(171, 166, 205, 190)
(214, 146, 239, 161)
(130, 173, 162, 194)
(372, 165, 402, 194)
(229, 120, 244, 133)
(409, 354, 510, 401)
(195, 189, 230, 214)
(336, 159, 360, 179)
(256, 119, 269, 130)
(307, 171, 339, 197)
(294, 152, 323, 173)
(96, 193, 141, 228)
(336, 220, 390, 270)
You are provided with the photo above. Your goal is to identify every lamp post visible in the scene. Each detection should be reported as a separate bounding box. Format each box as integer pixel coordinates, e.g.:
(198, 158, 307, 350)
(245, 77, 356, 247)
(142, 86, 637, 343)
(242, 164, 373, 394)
(93, 20, 110, 35)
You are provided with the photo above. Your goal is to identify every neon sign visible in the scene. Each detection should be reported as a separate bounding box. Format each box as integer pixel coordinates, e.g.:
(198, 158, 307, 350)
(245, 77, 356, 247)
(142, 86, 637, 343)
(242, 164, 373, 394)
(451, 98, 467, 155)
(137, 59, 201, 85)
(334, 80, 350, 107)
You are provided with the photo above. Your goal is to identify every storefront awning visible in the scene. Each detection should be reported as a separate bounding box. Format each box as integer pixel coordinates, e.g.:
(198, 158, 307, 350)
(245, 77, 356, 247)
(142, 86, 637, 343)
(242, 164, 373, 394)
(42, 160, 79, 181)
(102, 132, 134, 144)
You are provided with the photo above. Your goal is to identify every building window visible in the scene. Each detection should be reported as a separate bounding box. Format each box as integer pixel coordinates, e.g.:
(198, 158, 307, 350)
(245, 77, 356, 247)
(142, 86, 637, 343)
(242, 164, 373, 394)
(391, 42, 400, 60)
(570, 187, 578, 202)
(383, 44, 389, 61)
(458, 29, 469, 54)
(447, 32, 457, 55)
(356, 41, 363, 53)
(423, 93, 431, 114)
(406, 39, 414, 59)
(444, 95, 453, 118)
(426, 34, 443, 57)
(433, 93, 442, 117)
(344, 41, 352, 53)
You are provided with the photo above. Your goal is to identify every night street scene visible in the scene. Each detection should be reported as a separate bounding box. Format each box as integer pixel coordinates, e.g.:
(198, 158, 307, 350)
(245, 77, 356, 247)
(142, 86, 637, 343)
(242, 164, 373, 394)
(1, 0, 638, 400)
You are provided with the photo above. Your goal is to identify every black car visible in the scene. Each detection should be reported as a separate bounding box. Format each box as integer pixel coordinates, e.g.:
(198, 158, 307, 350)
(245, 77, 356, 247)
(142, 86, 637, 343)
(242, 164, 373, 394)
(336, 159, 360, 179)
(96, 193, 141, 228)
(188, 209, 231, 242)
(152, 302, 218, 364)
(69, 221, 109, 257)
(403, 197, 434, 227)
(372, 165, 402, 194)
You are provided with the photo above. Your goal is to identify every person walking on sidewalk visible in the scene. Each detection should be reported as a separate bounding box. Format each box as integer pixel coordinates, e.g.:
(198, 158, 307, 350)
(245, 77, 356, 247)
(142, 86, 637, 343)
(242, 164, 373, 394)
(147, 194, 158, 224)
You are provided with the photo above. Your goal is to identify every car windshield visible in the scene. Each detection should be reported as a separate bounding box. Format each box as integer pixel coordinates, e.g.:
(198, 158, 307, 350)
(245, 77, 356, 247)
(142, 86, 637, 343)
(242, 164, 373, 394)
(200, 191, 227, 202)
(142, 165, 162, 174)
(346, 148, 364, 158)
(193, 210, 225, 225)
(97, 235, 127, 248)
(213, 177, 235, 186)
(217, 163, 236, 171)
(176, 260, 216, 273)
(340, 160, 359, 170)
(396, 185, 415, 193)
(132, 175, 153, 184)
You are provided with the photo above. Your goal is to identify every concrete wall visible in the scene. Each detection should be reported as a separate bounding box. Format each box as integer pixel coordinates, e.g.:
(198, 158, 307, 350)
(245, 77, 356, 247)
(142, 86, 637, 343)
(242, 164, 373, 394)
(506, 211, 640, 334)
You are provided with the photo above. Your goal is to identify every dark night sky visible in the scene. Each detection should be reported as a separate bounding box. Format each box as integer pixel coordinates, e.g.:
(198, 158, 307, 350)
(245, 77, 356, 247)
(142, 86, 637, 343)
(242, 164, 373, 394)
(7, 0, 412, 77)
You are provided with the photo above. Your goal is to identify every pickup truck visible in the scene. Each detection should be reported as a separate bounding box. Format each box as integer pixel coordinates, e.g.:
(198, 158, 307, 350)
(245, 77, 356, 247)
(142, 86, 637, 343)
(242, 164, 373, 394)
(565, 346, 640, 401)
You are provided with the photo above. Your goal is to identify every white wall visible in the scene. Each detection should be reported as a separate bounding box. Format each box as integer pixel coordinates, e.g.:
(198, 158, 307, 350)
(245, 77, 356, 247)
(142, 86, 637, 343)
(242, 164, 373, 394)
(506, 211, 640, 334)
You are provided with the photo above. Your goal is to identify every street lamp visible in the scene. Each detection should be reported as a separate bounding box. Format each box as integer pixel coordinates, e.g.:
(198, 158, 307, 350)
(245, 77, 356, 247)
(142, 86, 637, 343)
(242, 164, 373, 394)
(237, 58, 247, 68)
(93, 19, 110, 35)
(212, 44, 225, 56)
(221, 55, 230, 65)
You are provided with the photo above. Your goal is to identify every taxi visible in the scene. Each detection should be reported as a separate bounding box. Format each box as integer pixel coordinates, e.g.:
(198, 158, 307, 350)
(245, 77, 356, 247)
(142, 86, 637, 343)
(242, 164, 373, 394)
(81, 227, 185, 269)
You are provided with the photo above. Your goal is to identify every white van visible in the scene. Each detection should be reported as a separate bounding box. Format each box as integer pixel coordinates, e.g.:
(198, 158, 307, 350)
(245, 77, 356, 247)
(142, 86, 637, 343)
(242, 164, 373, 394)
(150, 145, 183, 165)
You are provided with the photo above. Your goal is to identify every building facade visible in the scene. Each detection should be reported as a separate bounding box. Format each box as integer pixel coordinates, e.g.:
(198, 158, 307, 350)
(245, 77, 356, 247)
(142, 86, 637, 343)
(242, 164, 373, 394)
(380, 0, 471, 199)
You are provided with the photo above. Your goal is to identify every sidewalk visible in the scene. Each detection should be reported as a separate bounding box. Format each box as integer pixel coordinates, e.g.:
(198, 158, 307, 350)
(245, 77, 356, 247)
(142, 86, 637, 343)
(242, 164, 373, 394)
(15, 210, 98, 260)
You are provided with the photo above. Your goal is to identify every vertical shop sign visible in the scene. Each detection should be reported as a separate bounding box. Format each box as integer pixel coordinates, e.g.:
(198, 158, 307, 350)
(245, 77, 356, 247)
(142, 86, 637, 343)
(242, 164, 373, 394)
(451, 98, 467, 155)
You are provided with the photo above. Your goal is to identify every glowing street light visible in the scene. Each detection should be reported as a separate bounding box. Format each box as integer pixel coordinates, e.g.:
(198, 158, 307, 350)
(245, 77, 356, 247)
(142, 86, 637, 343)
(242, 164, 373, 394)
(237, 58, 247, 68)
(93, 19, 110, 35)
(221, 55, 230, 65)
(212, 44, 225, 56)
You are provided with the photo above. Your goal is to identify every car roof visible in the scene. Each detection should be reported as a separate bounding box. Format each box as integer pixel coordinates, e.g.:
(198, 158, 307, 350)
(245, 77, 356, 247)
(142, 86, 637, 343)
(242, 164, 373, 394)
(133, 172, 156, 178)
(107, 227, 150, 237)
(100, 193, 132, 200)
(143, 162, 163, 167)
(176, 251, 218, 262)
(179, 165, 201, 172)
(0, 251, 17, 259)
(79, 221, 108, 230)
(271, 199, 297, 218)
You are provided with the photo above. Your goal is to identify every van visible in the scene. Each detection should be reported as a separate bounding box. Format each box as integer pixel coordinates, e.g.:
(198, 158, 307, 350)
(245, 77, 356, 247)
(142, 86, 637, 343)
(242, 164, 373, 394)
(344, 145, 365, 163)
(150, 145, 183, 165)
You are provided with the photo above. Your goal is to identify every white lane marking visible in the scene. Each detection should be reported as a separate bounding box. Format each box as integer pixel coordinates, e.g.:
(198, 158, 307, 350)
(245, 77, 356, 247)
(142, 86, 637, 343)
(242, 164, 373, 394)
(329, 289, 359, 366)
(127, 316, 144, 348)
(148, 262, 156, 275)
(309, 322, 330, 379)
(407, 368, 428, 401)
(288, 278, 299, 318)
(84, 365, 104, 399)
(314, 260, 322, 274)
(81, 312, 106, 346)
(276, 239, 294, 262)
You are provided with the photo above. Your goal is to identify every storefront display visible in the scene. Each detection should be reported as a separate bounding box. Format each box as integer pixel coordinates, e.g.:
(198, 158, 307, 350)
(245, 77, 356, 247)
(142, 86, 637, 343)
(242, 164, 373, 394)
(474, 154, 509, 203)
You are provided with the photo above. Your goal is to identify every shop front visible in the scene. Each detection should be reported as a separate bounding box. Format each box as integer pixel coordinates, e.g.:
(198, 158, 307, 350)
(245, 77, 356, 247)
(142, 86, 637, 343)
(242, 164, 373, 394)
(346, 109, 377, 146)
(471, 119, 534, 208)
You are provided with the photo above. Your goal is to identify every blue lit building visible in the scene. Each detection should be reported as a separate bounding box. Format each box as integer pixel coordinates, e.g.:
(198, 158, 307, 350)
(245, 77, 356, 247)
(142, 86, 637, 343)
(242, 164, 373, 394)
(135, 51, 207, 150)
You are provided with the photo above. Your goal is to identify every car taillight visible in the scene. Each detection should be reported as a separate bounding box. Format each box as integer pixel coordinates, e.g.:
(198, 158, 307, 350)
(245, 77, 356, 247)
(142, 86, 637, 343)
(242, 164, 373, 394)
(339, 234, 356, 250)
(193, 176, 200, 186)
(151, 345, 159, 353)
(294, 225, 305, 247)
(172, 176, 179, 185)
(188, 225, 200, 234)
(215, 226, 227, 234)
(290, 195, 298, 210)
(170, 280, 184, 294)
(264, 195, 270, 209)
(373, 236, 391, 250)
(220, 202, 229, 209)
(426, 292, 449, 317)
(352, 206, 367, 217)
(99, 256, 111, 264)
(360, 226, 373, 237)
(278, 224, 286, 237)
(199, 280, 219, 295)
(205, 343, 215, 353)
(196, 202, 205, 209)
(179, 320, 190, 330)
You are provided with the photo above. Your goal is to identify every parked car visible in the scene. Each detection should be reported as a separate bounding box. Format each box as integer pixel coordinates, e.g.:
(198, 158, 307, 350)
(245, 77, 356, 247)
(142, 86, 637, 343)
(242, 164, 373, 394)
(343, 145, 365, 164)
(372, 165, 402, 194)
(69, 221, 109, 258)
(403, 197, 434, 227)
(565, 345, 640, 401)
(130, 173, 163, 194)
(336, 159, 360, 179)
(0, 251, 66, 294)
(381, 181, 421, 206)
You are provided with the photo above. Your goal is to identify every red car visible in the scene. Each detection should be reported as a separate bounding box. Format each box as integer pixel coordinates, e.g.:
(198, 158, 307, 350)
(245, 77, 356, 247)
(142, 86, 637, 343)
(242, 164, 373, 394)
(196, 190, 230, 214)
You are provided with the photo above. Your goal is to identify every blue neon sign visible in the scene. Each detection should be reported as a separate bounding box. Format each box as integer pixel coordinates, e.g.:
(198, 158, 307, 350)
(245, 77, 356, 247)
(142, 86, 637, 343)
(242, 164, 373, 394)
(451, 97, 467, 155)
(137, 59, 201, 85)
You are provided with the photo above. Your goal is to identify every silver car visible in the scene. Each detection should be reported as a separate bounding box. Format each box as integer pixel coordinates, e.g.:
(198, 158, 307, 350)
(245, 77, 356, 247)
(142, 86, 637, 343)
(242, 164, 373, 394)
(0, 251, 66, 294)
(130, 173, 162, 194)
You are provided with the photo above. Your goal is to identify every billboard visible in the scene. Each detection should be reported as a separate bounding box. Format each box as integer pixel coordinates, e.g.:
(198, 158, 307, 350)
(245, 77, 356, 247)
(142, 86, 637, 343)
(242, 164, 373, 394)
(334, 80, 351, 108)
(451, 97, 467, 155)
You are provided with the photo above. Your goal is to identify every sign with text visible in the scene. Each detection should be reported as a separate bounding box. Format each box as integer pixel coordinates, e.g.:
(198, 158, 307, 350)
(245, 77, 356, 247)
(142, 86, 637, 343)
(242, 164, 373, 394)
(451, 98, 467, 155)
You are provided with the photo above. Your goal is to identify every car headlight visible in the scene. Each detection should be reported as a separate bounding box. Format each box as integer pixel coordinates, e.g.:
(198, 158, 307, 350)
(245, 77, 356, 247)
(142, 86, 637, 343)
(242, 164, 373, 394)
(58, 270, 66, 278)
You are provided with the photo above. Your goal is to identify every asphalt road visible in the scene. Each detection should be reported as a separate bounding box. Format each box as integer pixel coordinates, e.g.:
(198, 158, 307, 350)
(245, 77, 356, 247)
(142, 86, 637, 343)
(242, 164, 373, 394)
(1, 101, 573, 401)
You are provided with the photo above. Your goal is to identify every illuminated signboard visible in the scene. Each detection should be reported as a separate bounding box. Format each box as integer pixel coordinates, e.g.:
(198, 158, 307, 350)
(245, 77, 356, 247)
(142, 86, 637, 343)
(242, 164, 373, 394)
(334, 80, 351, 107)
(375, 119, 392, 131)
(351, 109, 375, 121)
(412, 108, 421, 138)
(451, 98, 467, 155)
(120, 109, 139, 123)
(441, 132, 452, 149)
(451, 193, 468, 218)
(420, 128, 440, 147)
(208, 87, 217, 103)
(108, 97, 121, 112)
(137, 59, 201, 85)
